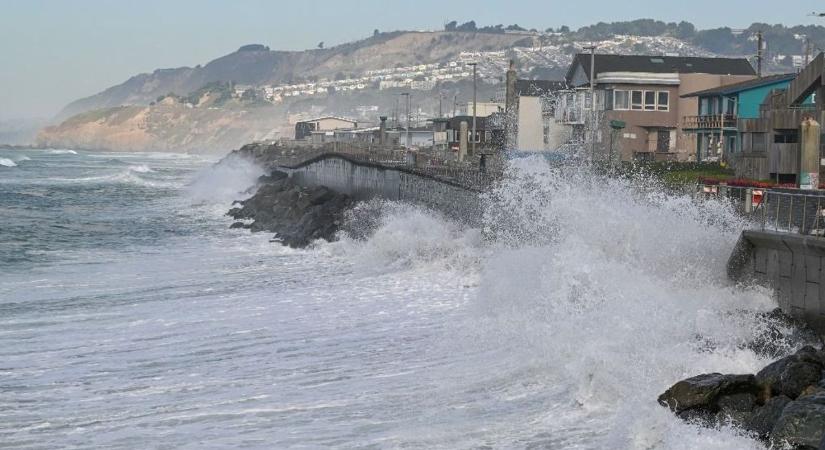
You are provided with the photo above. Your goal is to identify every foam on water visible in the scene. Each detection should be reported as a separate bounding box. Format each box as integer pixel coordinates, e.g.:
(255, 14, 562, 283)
(46, 149, 78, 155)
(0, 157, 17, 167)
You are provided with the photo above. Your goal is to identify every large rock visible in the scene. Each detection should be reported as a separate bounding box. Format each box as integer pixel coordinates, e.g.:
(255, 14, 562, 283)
(228, 170, 352, 248)
(771, 392, 825, 449)
(756, 346, 825, 399)
(658, 373, 758, 414)
(745, 395, 792, 438)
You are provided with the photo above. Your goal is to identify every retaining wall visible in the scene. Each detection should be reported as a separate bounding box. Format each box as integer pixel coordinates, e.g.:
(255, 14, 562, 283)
(729, 230, 825, 332)
(280, 155, 483, 226)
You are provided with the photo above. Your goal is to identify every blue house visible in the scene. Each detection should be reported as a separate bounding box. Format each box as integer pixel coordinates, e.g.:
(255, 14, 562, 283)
(682, 73, 798, 161)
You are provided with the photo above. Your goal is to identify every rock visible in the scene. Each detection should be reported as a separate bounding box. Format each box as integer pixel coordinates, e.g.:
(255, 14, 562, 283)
(230, 221, 246, 229)
(745, 395, 792, 439)
(771, 392, 825, 449)
(756, 346, 825, 399)
(749, 309, 821, 358)
(716, 392, 757, 426)
(658, 373, 758, 414)
(228, 171, 352, 248)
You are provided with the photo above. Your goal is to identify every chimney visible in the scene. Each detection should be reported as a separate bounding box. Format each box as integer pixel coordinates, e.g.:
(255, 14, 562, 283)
(379, 116, 387, 146)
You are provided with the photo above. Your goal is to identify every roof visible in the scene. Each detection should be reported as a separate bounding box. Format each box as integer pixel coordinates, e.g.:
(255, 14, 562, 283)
(565, 54, 756, 85)
(297, 116, 357, 124)
(515, 79, 567, 96)
(681, 73, 796, 98)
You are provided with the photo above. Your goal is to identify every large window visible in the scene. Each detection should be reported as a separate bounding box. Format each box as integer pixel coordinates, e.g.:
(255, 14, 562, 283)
(614, 90, 629, 110)
(615, 89, 669, 111)
(657, 92, 669, 111)
(631, 91, 643, 110)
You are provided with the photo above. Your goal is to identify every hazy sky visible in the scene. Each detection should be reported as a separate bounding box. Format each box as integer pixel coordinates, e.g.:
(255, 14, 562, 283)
(2, 0, 825, 120)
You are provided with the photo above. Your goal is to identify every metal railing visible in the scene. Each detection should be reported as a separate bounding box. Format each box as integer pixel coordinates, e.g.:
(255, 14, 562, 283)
(697, 184, 825, 236)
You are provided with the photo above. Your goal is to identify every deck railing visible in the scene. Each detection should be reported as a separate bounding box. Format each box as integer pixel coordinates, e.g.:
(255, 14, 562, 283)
(697, 184, 825, 235)
(682, 114, 737, 129)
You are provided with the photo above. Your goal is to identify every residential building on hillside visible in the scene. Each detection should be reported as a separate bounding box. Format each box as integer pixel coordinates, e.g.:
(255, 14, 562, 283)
(294, 116, 358, 140)
(734, 53, 825, 183)
(459, 101, 504, 117)
(681, 73, 797, 162)
(555, 54, 756, 161)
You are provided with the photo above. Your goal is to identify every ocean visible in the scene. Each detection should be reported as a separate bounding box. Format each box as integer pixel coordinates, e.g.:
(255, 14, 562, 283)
(0, 148, 786, 449)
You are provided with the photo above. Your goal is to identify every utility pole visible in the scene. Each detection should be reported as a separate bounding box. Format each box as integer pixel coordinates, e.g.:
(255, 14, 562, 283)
(756, 30, 764, 78)
(468, 62, 478, 158)
(453, 94, 457, 118)
(806, 36, 812, 66)
(583, 44, 597, 161)
(438, 92, 443, 118)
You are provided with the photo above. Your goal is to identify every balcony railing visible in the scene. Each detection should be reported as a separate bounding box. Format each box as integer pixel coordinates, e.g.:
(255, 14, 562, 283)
(682, 114, 737, 129)
(759, 103, 817, 114)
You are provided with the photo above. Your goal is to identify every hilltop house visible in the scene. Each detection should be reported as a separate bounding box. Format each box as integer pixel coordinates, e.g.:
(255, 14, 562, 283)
(555, 54, 757, 161)
(294, 116, 358, 140)
(680, 73, 797, 162)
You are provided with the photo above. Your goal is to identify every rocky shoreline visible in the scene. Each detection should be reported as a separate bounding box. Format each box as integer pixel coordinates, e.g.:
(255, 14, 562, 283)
(228, 170, 351, 248)
(659, 312, 825, 449)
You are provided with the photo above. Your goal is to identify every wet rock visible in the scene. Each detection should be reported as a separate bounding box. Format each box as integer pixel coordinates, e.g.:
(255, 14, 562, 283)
(230, 221, 247, 229)
(745, 395, 792, 438)
(771, 392, 825, 449)
(227, 170, 352, 248)
(749, 309, 822, 358)
(716, 392, 757, 425)
(658, 373, 758, 414)
(756, 346, 824, 399)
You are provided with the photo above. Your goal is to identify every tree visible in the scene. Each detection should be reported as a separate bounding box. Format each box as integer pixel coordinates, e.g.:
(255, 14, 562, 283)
(445, 20, 457, 31)
(457, 20, 477, 32)
(506, 24, 526, 31)
(559, 25, 570, 33)
(317, 41, 324, 49)
(674, 21, 696, 39)
(373, 29, 380, 37)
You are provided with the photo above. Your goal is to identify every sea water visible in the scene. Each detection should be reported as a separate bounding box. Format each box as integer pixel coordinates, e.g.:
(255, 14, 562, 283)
(0, 148, 790, 449)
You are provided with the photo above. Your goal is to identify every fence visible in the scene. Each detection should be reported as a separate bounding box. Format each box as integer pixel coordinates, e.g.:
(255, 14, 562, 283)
(697, 184, 825, 235)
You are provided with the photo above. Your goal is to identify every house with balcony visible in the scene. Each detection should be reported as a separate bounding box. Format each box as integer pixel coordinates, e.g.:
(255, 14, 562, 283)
(734, 54, 824, 182)
(681, 73, 796, 162)
(555, 54, 756, 161)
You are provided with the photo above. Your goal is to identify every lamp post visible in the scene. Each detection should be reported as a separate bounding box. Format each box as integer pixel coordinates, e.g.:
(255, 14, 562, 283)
(583, 44, 597, 162)
(401, 92, 411, 148)
(468, 62, 478, 158)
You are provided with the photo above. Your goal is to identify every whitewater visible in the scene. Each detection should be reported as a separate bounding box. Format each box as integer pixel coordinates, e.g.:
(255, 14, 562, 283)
(0, 148, 792, 449)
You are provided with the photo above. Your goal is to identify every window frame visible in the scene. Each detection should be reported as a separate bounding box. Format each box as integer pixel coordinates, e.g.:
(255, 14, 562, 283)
(613, 90, 630, 110)
(657, 91, 669, 111)
(631, 90, 643, 110)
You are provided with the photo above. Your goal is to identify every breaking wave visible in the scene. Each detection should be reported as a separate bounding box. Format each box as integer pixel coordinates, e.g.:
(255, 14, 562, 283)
(46, 149, 78, 155)
(0, 158, 17, 167)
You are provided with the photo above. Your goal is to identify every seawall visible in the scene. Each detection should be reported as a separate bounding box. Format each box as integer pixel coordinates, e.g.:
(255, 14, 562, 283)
(729, 230, 825, 333)
(279, 154, 484, 226)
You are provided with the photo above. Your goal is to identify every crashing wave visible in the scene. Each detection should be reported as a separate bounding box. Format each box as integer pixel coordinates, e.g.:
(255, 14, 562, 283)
(0, 158, 17, 167)
(47, 149, 78, 155)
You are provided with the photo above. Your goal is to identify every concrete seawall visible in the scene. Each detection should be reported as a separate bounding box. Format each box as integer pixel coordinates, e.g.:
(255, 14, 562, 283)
(279, 154, 484, 226)
(729, 230, 825, 332)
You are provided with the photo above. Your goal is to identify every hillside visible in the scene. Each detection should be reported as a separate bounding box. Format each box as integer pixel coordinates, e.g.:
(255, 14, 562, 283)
(58, 31, 532, 120)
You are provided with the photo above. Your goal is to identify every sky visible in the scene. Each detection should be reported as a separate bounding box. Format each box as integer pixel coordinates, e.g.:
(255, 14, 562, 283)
(2, 0, 825, 120)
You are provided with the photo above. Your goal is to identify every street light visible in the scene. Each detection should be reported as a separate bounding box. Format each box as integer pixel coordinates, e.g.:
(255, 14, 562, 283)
(467, 62, 478, 158)
(400, 92, 411, 148)
(582, 44, 597, 161)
